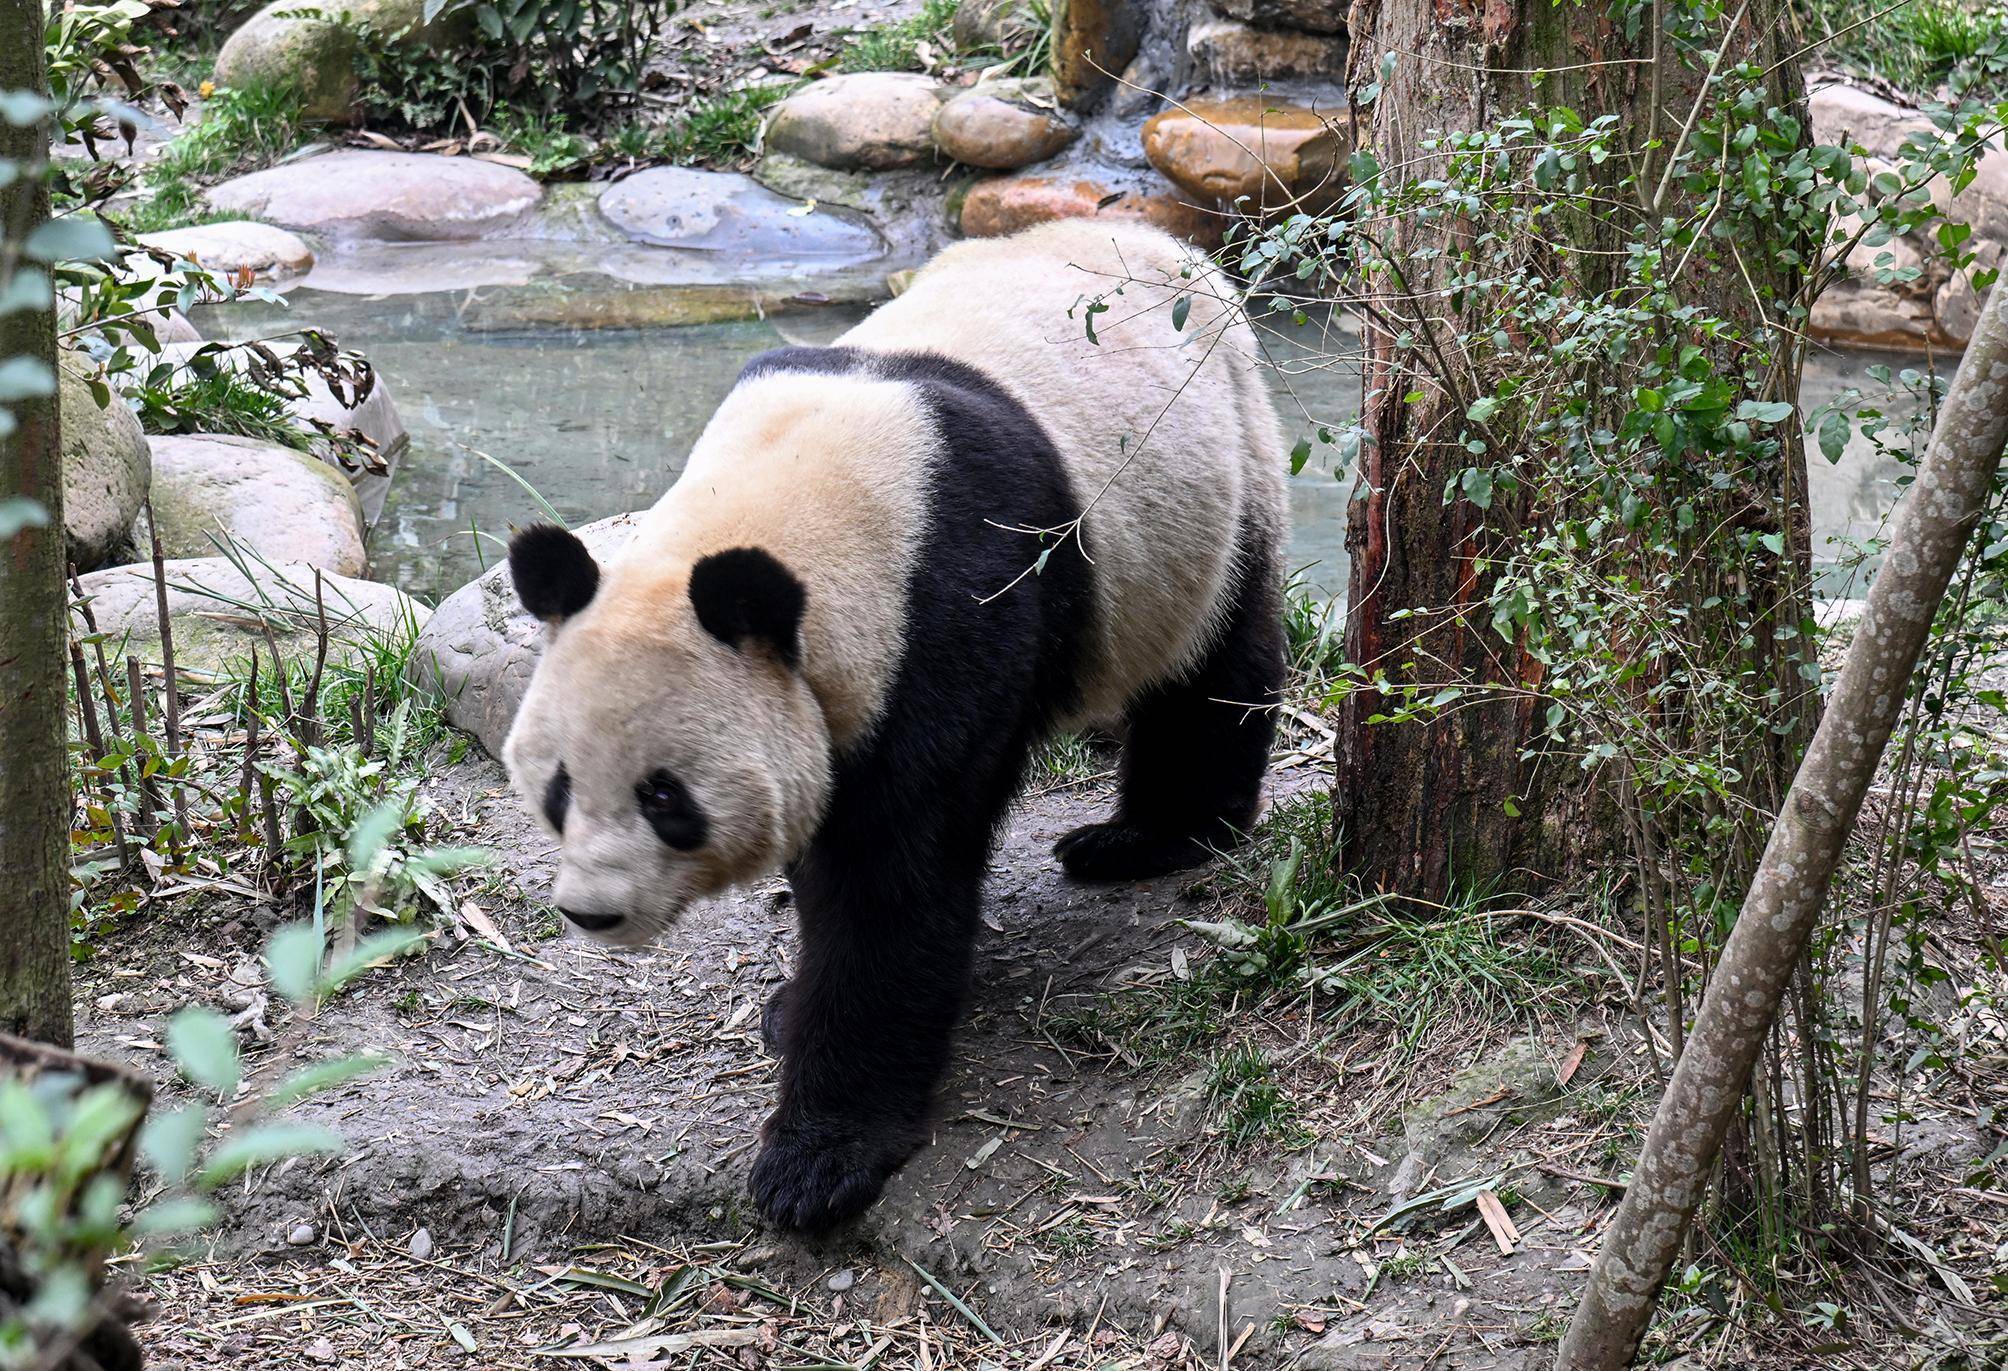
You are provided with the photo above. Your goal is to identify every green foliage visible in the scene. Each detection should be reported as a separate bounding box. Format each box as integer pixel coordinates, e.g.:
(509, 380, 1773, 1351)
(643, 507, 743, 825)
(338, 0, 676, 133)
(0, 919, 393, 1354)
(1283, 571, 1345, 692)
(68, 578, 481, 944)
(113, 80, 308, 233)
(1799, 0, 2008, 96)
(838, 0, 959, 72)
(663, 83, 794, 164)
(1206, 1044, 1313, 1149)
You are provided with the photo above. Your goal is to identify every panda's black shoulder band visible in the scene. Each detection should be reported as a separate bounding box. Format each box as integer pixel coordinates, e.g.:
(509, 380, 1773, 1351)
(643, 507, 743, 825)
(689, 547, 807, 670)
(510, 523, 600, 623)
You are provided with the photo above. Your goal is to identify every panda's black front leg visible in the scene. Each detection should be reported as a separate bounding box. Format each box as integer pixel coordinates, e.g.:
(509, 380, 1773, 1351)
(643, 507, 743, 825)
(749, 853, 980, 1232)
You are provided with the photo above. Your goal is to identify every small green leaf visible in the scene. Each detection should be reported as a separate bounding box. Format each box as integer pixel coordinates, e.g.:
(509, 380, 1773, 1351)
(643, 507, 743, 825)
(140, 1104, 208, 1185)
(167, 1007, 242, 1097)
(0, 497, 50, 539)
(265, 924, 323, 1006)
(1171, 294, 1191, 331)
(269, 1055, 388, 1109)
(0, 355, 55, 402)
(199, 1122, 342, 1187)
(24, 216, 117, 264)
(1290, 438, 1312, 475)
(1759, 531, 1785, 555)
(1735, 400, 1794, 424)
(1466, 395, 1500, 423)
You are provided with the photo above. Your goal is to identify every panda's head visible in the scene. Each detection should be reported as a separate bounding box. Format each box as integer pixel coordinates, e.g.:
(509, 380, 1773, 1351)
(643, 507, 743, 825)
(500, 524, 833, 945)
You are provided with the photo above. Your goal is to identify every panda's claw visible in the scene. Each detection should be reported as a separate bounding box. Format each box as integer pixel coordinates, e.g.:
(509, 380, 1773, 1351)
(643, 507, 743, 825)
(749, 1121, 911, 1233)
(1054, 822, 1212, 881)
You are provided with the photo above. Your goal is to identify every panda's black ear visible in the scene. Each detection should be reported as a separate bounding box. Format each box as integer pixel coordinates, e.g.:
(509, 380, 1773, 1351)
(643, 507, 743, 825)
(688, 547, 806, 670)
(510, 523, 599, 624)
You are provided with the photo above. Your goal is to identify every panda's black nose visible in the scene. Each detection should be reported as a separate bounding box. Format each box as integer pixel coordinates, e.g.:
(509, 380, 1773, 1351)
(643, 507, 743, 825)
(560, 906, 624, 932)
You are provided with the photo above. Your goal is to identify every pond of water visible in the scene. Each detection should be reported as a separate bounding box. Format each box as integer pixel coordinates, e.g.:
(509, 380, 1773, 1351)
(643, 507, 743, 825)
(197, 283, 1926, 608)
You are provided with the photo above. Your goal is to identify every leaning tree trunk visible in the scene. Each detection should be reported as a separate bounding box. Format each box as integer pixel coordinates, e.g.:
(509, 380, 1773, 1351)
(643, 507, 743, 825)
(1333, 0, 1814, 898)
(1559, 266, 2008, 1371)
(0, 0, 75, 1048)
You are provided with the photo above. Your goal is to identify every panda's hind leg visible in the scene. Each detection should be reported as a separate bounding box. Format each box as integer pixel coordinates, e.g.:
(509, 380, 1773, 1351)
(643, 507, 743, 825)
(1055, 538, 1284, 882)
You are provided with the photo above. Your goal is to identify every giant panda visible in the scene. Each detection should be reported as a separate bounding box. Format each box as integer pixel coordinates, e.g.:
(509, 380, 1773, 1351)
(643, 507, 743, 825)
(503, 219, 1289, 1231)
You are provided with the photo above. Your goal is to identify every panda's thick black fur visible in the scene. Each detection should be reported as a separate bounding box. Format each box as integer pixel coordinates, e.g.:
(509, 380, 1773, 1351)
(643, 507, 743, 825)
(717, 347, 1285, 1231)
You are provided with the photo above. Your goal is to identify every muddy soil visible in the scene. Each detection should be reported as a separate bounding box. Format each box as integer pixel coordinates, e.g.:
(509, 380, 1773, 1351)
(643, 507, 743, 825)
(75, 747, 1634, 1369)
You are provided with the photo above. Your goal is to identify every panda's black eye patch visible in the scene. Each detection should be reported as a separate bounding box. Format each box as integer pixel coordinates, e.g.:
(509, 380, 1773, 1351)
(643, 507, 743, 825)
(544, 764, 571, 834)
(636, 768, 708, 850)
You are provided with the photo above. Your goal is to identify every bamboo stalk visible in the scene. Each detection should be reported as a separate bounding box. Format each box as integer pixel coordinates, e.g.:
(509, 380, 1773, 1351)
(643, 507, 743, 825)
(144, 504, 187, 846)
(124, 657, 162, 839)
(69, 640, 130, 869)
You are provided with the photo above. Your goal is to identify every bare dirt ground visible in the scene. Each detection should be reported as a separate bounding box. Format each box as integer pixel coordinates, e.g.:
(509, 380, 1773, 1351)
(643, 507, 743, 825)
(72, 737, 1659, 1371)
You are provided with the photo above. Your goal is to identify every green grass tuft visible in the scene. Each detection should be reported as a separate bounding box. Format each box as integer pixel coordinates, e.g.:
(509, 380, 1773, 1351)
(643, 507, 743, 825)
(113, 80, 308, 234)
(837, 0, 960, 72)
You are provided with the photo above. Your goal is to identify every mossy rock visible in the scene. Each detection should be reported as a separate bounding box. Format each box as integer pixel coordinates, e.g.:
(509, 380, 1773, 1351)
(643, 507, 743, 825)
(213, 0, 463, 124)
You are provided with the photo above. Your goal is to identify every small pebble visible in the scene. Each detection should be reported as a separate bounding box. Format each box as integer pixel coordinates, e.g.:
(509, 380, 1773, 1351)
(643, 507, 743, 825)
(408, 1226, 433, 1260)
(286, 1222, 318, 1246)
(826, 1268, 856, 1293)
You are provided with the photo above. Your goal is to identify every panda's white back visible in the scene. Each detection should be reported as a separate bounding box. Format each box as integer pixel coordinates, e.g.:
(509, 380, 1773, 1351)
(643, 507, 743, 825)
(836, 220, 1288, 727)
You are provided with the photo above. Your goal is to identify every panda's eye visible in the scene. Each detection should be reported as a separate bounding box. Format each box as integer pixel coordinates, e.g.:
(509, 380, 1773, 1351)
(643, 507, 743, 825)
(635, 768, 708, 850)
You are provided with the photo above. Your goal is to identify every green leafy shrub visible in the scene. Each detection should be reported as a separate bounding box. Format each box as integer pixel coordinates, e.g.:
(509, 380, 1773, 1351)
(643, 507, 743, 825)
(115, 80, 308, 233)
(343, 0, 675, 134)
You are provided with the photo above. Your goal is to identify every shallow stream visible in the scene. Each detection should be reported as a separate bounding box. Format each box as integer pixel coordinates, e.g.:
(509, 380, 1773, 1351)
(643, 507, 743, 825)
(197, 281, 1927, 608)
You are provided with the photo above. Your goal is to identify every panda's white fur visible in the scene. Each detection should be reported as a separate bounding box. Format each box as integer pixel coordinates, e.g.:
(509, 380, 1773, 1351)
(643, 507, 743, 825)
(506, 220, 1286, 939)
(839, 222, 1287, 727)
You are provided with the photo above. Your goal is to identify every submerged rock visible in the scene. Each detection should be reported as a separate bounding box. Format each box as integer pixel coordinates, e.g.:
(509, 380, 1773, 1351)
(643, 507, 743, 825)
(596, 167, 883, 264)
(957, 170, 1218, 245)
(932, 78, 1079, 171)
(76, 556, 428, 679)
(59, 366, 151, 572)
(206, 151, 542, 244)
(1141, 98, 1346, 211)
(135, 434, 366, 577)
(138, 221, 315, 285)
(763, 74, 949, 172)
(412, 513, 640, 756)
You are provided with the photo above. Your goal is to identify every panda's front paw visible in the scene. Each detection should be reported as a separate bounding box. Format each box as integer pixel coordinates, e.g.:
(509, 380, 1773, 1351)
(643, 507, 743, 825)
(749, 1120, 915, 1232)
(1054, 821, 1210, 881)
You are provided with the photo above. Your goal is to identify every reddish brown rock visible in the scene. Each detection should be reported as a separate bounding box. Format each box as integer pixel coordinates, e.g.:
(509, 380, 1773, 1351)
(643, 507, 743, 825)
(1141, 98, 1345, 212)
(957, 173, 1220, 246)
(1051, 0, 1145, 108)
(933, 78, 1079, 170)
(1188, 18, 1347, 85)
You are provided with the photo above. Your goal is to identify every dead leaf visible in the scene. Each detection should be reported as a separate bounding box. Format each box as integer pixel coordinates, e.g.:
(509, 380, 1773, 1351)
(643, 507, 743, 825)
(1556, 1039, 1588, 1086)
(1474, 1189, 1521, 1255)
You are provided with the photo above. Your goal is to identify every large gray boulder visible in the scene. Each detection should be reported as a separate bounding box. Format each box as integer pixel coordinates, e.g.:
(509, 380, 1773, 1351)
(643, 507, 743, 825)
(763, 74, 949, 172)
(76, 556, 427, 679)
(135, 434, 366, 576)
(59, 367, 151, 572)
(411, 514, 640, 756)
(213, 0, 457, 124)
(597, 167, 883, 264)
(206, 151, 542, 243)
(138, 221, 315, 285)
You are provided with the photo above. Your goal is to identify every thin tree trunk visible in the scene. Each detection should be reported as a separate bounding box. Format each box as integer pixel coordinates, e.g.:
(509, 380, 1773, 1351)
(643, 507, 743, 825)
(1334, 0, 1812, 898)
(0, 0, 74, 1048)
(1558, 278, 2008, 1369)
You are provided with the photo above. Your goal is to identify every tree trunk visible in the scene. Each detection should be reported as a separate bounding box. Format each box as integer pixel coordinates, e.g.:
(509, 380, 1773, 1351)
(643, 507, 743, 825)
(1333, 0, 1813, 898)
(1558, 277, 2008, 1370)
(0, 0, 75, 1049)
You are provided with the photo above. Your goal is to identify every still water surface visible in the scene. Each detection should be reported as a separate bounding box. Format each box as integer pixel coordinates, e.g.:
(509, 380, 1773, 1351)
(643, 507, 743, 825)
(197, 285, 1923, 608)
